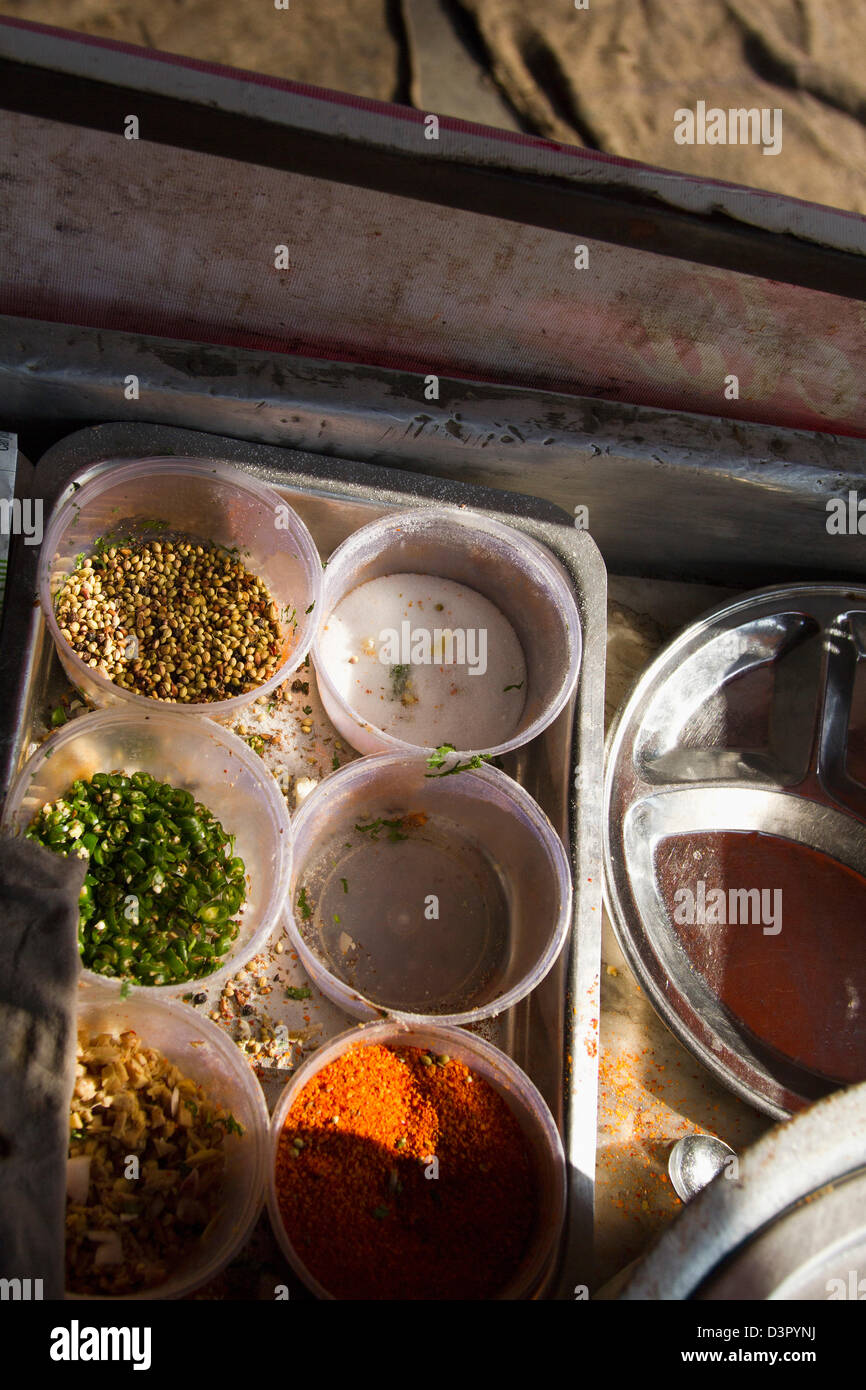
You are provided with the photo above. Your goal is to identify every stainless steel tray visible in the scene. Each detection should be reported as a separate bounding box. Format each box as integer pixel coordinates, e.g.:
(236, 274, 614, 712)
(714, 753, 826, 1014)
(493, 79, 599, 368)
(604, 583, 866, 1121)
(0, 421, 607, 1299)
(619, 1078, 866, 1301)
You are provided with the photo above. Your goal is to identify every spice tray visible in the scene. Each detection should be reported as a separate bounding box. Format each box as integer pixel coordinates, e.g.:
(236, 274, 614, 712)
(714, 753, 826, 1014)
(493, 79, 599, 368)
(0, 421, 607, 1299)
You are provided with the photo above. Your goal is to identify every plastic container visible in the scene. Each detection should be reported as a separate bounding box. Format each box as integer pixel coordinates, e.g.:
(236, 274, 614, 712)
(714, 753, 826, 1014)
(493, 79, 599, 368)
(266, 1020, 566, 1300)
(38, 456, 322, 721)
(70, 982, 269, 1300)
(284, 752, 572, 1025)
(1, 708, 292, 995)
(312, 507, 581, 757)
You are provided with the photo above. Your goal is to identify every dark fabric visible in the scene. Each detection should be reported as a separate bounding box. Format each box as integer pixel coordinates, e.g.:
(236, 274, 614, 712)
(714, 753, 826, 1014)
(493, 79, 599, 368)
(0, 836, 84, 1301)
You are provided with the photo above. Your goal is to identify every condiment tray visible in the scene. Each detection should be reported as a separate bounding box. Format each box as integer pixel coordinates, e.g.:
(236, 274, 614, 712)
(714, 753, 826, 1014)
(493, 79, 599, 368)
(0, 421, 607, 1298)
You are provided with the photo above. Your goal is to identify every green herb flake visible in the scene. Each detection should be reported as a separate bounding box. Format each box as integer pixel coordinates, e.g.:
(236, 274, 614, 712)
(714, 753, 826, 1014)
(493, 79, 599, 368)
(389, 663, 411, 700)
(355, 816, 409, 843)
(296, 886, 313, 922)
(503, 681, 524, 692)
(424, 745, 492, 778)
(285, 985, 312, 1001)
(340, 877, 349, 894)
(426, 743, 456, 770)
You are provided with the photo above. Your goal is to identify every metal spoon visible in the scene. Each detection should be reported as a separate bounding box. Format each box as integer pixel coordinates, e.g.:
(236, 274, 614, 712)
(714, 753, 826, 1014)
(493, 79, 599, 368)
(669, 1134, 736, 1202)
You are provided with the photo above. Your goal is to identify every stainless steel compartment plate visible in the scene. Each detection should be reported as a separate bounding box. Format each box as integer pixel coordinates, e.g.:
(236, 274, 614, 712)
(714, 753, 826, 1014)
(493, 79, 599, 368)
(0, 421, 607, 1298)
(604, 584, 866, 1121)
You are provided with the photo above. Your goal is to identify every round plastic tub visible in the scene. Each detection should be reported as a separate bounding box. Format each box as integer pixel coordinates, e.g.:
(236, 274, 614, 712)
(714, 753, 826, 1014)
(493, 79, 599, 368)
(284, 752, 572, 1025)
(38, 457, 322, 721)
(266, 1020, 566, 1300)
(312, 507, 581, 757)
(1, 708, 292, 995)
(70, 982, 269, 1300)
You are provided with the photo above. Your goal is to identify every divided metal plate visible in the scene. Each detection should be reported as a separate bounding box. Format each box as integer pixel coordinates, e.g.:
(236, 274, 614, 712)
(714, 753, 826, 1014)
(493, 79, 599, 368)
(604, 584, 866, 1120)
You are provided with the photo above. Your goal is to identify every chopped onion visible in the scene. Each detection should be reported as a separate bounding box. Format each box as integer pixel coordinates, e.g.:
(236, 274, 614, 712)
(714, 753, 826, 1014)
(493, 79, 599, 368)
(294, 776, 318, 808)
(179, 1167, 200, 1197)
(170, 1085, 180, 1117)
(66, 1155, 91, 1205)
(91, 1232, 123, 1266)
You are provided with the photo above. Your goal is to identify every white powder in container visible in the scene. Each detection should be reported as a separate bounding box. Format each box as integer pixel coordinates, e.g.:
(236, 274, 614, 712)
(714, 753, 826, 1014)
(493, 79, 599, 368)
(318, 573, 527, 749)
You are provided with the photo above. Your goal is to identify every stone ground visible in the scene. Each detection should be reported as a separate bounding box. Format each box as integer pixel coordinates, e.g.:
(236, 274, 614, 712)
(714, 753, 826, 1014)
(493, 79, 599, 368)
(1, 0, 864, 212)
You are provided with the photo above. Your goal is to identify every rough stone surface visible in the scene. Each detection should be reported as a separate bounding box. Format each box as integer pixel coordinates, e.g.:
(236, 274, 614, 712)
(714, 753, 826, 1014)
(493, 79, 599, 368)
(460, 0, 866, 212)
(0, 0, 404, 101)
(3, 0, 864, 209)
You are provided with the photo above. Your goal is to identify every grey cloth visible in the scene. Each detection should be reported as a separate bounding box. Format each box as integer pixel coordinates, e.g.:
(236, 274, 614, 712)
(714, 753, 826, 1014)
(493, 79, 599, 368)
(0, 836, 84, 1300)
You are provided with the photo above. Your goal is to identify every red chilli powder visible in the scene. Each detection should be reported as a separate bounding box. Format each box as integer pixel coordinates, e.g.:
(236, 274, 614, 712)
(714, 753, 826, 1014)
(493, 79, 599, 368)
(274, 1042, 539, 1300)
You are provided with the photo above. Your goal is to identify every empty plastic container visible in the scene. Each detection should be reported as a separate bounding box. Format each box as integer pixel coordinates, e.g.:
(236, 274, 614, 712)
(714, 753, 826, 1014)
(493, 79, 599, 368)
(284, 752, 572, 1026)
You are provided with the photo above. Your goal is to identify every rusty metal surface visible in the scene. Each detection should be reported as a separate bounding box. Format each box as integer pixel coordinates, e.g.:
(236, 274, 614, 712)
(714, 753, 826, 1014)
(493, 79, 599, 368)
(2, 316, 866, 590)
(0, 23, 865, 435)
(1, 15, 863, 255)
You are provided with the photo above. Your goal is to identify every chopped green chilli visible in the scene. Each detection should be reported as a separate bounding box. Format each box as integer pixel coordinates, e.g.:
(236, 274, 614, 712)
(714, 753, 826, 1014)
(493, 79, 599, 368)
(25, 771, 247, 986)
(424, 743, 492, 778)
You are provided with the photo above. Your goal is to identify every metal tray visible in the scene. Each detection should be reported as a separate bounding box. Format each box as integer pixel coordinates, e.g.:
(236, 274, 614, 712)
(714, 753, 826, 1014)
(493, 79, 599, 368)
(0, 421, 607, 1299)
(604, 583, 866, 1122)
(619, 1078, 866, 1301)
